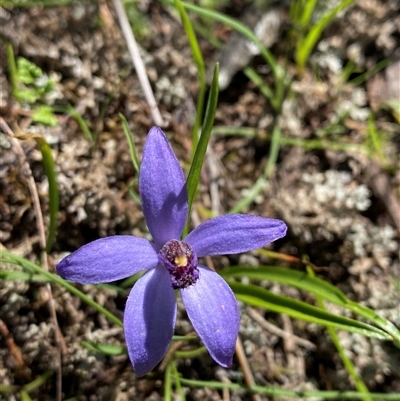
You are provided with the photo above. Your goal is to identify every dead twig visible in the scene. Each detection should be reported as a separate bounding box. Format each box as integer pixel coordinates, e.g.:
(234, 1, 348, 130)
(0, 118, 65, 401)
(111, 0, 164, 127)
(235, 337, 262, 401)
(0, 318, 26, 369)
(247, 308, 316, 350)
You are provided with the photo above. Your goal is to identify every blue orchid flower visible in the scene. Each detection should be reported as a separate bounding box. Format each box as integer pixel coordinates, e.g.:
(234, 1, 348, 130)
(57, 127, 287, 376)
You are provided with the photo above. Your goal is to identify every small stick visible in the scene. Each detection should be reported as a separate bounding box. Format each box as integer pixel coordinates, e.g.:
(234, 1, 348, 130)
(112, 0, 164, 127)
(0, 118, 65, 401)
(0, 318, 26, 369)
(235, 337, 262, 401)
(247, 308, 316, 350)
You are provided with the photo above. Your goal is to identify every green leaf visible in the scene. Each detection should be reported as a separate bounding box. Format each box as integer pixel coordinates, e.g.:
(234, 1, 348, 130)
(307, 267, 372, 400)
(66, 104, 94, 144)
(1, 250, 123, 328)
(17, 57, 43, 84)
(177, 1, 279, 80)
(221, 266, 400, 343)
(22, 370, 53, 393)
(173, 377, 400, 400)
(34, 136, 59, 252)
(32, 105, 58, 127)
(0, 269, 49, 283)
(229, 281, 392, 340)
(296, 0, 356, 71)
(81, 341, 126, 356)
(119, 113, 140, 173)
(220, 266, 348, 305)
(173, 0, 206, 152)
(183, 63, 219, 237)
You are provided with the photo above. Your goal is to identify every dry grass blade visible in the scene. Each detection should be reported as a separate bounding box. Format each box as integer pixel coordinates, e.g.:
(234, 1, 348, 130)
(0, 118, 65, 401)
(111, 0, 164, 127)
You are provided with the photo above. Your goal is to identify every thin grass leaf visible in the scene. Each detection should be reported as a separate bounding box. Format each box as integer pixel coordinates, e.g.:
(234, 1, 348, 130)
(221, 266, 400, 343)
(244, 66, 274, 103)
(174, 346, 207, 359)
(176, 1, 280, 81)
(119, 113, 140, 173)
(366, 114, 385, 164)
(6, 43, 18, 98)
(1, 250, 123, 328)
(66, 104, 94, 144)
(20, 390, 33, 401)
(164, 361, 173, 401)
(0, 269, 49, 283)
(34, 136, 59, 252)
(298, 0, 319, 28)
(1, 251, 186, 342)
(173, 0, 205, 152)
(307, 267, 372, 401)
(170, 362, 186, 401)
(349, 58, 391, 86)
(229, 282, 392, 340)
(81, 341, 126, 356)
(229, 123, 281, 214)
(184, 63, 219, 236)
(296, 0, 356, 71)
(22, 371, 54, 393)
(3, 0, 71, 6)
(220, 266, 349, 304)
(174, 377, 400, 400)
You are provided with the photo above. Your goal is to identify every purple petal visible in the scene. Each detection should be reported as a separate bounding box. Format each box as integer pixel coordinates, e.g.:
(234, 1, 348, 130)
(124, 266, 177, 376)
(56, 236, 158, 284)
(139, 127, 188, 248)
(186, 214, 287, 257)
(180, 265, 239, 367)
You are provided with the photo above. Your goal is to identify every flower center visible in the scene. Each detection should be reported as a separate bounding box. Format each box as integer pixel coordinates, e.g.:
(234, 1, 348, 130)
(158, 240, 199, 289)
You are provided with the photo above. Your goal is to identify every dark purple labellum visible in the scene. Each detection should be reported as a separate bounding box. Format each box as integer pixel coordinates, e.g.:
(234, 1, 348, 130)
(159, 240, 199, 289)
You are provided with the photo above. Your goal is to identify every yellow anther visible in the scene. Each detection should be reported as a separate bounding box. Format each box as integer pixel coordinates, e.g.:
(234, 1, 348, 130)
(174, 255, 188, 267)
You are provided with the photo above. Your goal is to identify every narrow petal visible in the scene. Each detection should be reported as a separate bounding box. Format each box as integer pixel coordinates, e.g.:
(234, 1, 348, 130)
(56, 236, 158, 284)
(180, 265, 239, 367)
(124, 267, 177, 376)
(139, 127, 188, 247)
(186, 214, 287, 257)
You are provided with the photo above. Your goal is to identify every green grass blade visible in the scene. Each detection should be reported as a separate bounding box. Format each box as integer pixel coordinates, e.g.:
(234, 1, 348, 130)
(164, 361, 173, 401)
(174, 346, 207, 359)
(244, 66, 274, 103)
(307, 267, 372, 400)
(184, 63, 219, 236)
(221, 266, 400, 343)
(1, 250, 123, 328)
(81, 341, 126, 356)
(119, 113, 140, 173)
(173, 0, 205, 152)
(0, 269, 49, 283)
(66, 104, 94, 144)
(229, 123, 281, 213)
(1, 251, 187, 342)
(299, 0, 319, 28)
(296, 0, 356, 71)
(177, 1, 280, 80)
(34, 136, 59, 253)
(35, 136, 59, 253)
(173, 377, 400, 399)
(349, 58, 391, 87)
(170, 362, 186, 401)
(220, 266, 349, 304)
(229, 281, 392, 340)
(22, 371, 54, 393)
(6, 43, 18, 98)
